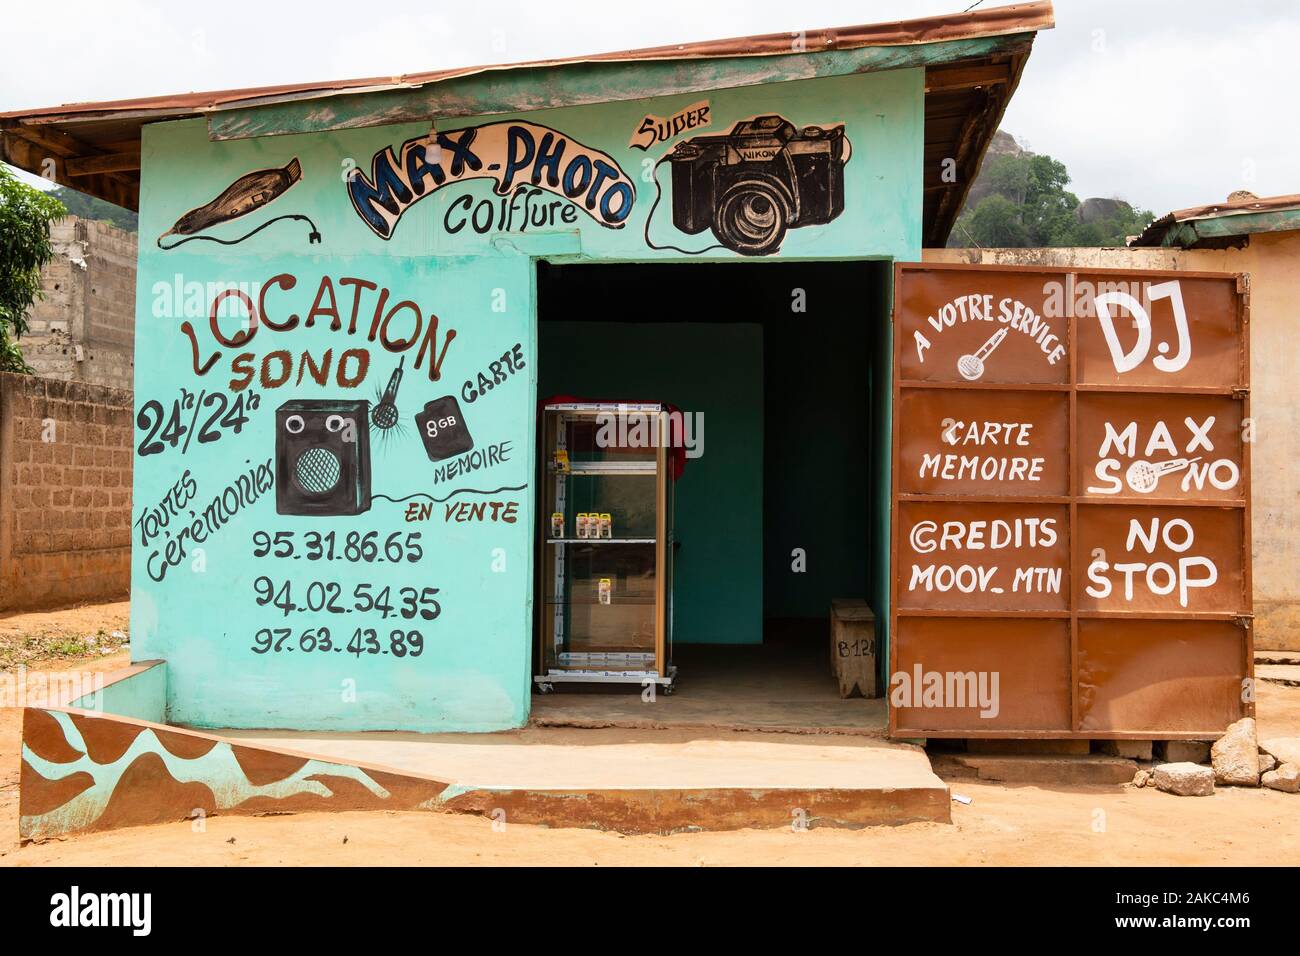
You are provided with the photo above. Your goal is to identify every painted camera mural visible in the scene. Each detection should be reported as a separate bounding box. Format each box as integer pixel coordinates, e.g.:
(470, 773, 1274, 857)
(131, 70, 922, 731)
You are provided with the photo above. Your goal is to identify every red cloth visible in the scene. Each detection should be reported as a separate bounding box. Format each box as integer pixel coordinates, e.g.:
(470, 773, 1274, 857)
(540, 395, 688, 480)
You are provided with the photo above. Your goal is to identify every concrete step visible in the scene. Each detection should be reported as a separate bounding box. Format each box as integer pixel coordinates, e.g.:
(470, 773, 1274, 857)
(219, 725, 952, 833)
(25, 707, 951, 840)
(529, 688, 887, 737)
(931, 752, 1138, 786)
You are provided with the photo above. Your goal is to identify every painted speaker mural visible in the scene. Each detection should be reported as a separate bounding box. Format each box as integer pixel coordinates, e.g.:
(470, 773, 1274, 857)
(274, 400, 372, 517)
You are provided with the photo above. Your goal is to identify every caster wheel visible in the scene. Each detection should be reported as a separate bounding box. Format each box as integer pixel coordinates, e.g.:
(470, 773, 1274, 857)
(537, 682, 554, 694)
(663, 684, 675, 696)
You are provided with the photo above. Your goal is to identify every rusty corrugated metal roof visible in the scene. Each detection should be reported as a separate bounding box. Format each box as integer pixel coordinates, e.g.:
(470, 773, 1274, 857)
(0, 1, 1054, 121)
(1161, 192, 1300, 225)
(0, 1, 1052, 246)
(1131, 192, 1300, 247)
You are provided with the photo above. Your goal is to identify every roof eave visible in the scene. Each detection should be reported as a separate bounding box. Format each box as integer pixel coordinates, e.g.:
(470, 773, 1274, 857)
(1131, 199, 1300, 248)
(0, 1, 1055, 124)
(0, 1, 1052, 238)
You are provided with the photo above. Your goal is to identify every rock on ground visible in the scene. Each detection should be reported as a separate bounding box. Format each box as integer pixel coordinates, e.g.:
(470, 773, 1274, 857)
(1259, 754, 1277, 774)
(1261, 764, 1300, 793)
(1212, 718, 1260, 786)
(1153, 762, 1215, 797)
(1259, 737, 1300, 767)
(1133, 769, 1151, 788)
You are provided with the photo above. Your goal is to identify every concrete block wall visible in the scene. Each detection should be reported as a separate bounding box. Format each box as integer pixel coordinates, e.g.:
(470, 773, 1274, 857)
(0, 372, 132, 610)
(21, 217, 135, 392)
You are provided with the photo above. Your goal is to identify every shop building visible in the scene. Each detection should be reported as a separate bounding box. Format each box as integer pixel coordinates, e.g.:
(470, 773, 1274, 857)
(0, 1, 1257, 837)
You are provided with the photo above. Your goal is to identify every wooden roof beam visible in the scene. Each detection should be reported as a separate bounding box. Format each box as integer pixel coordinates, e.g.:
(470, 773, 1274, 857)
(1, 120, 139, 208)
(65, 149, 141, 176)
(924, 61, 1012, 94)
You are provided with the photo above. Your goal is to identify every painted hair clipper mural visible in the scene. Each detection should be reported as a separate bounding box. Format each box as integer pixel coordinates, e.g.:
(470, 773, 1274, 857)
(158, 157, 321, 249)
(646, 114, 851, 256)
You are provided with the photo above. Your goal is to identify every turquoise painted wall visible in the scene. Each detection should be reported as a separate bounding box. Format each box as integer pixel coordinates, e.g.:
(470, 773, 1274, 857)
(540, 321, 764, 645)
(130, 251, 537, 732)
(68, 663, 168, 724)
(130, 68, 922, 731)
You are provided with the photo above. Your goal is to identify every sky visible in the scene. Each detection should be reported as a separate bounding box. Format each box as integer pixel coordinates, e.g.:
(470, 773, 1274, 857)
(1, 0, 1295, 214)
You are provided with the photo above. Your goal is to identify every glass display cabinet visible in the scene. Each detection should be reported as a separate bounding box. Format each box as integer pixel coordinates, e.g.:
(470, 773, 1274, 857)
(535, 402, 676, 692)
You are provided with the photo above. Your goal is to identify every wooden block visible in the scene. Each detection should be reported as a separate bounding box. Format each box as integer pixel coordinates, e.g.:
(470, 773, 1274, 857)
(830, 598, 870, 675)
(831, 599, 877, 699)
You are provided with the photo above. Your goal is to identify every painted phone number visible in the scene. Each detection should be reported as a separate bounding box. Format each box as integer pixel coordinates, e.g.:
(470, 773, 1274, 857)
(253, 576, 441, 621)
(252, 530, 425, 563)
(251, 626, 425, 657)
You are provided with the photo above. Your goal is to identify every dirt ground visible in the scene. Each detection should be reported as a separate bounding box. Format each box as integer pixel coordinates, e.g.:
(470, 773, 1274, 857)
(0, 600, 129, 669)
(1, 601, 1297, 867)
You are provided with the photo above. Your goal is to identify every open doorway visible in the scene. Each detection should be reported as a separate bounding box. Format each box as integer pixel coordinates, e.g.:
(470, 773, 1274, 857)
(533, 260, 892, 729)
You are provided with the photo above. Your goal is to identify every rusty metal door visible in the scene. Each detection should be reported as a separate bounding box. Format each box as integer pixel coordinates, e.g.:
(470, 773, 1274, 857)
(889, 263, 1251, 739)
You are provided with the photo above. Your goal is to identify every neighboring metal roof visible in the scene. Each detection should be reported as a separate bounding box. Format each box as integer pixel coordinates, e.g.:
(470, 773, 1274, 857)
(1131, 192, 1300, 248)
(0, 0, 1054, 246)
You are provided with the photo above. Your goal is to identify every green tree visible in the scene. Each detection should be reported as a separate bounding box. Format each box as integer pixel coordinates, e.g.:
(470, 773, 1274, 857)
(980, 153, 1032, 204)
(48, 184, 137, 232)
(0, 165, 66, 373)
(951, 141, 1154, 248)
(1022, 154, 1080, 245)
(960, 194, 1030, 247)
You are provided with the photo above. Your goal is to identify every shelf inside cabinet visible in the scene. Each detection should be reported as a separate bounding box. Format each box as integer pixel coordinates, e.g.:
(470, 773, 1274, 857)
(547, 537, 657, 544)
(560, 462, 657, 476)
(543, 595, 657, 606)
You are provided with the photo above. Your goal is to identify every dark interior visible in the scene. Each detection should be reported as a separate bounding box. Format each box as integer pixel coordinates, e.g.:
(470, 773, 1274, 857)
(535, 260, 890, 677)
